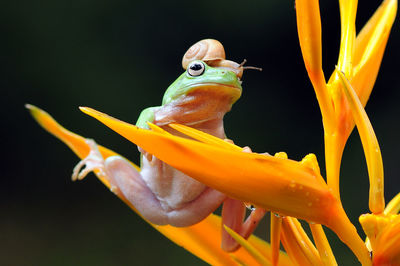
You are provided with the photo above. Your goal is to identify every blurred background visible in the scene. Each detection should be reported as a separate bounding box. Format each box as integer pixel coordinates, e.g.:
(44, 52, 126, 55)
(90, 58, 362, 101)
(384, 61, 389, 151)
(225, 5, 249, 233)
(1, 0, 399, 265)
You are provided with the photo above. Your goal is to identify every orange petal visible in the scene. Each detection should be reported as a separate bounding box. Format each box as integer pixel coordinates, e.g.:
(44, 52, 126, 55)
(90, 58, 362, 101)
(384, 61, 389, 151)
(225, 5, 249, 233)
(360, 214, 400, 265)
(359, 213, 390, 254)
(146, 122, 172, 135)
(282, 217, 323, 265)
(337, 70, 385, 214)
(168, 123, 242, 151)
(323, 121, 347, 201)
(25, 104, 119, 164)
(373, 219, 400, 265)
(245, 233, 293, 266)
(295, 0, 323, 75)
(223, 225, 271, 266)
(26, 105, 274, 266)
(295, 0, 333, 130)
(280, 217, 322, 266)
(337, 0, 357, 77)
(80, 106, 372, 265)
(309, 224, 337, 266)
(270, 213, 283, 266)
(25, 104, 138, 188)
(270, 153, 287, 266)
(79, 107, 337, 223)
(384, 192, 400, 215)
(353, 0, 397, 106)
(156, 214, 279, 266)
(354, 0, 397, 72)
(223, 224, 295, 266)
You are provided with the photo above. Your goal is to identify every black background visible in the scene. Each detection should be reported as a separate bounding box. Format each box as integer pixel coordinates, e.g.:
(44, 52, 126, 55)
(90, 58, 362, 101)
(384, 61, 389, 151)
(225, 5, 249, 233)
(2, 1, 399, 265)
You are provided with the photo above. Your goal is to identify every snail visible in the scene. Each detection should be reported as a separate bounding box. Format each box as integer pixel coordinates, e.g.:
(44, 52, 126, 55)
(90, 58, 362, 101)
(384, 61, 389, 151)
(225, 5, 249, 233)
(182, 39, 226, 68)
(182, 39, 261, 79)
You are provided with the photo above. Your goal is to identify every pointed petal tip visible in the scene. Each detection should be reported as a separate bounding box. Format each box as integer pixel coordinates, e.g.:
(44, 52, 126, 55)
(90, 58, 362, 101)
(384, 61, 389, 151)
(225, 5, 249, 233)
(79, 106, 117, 123)
(337, 68, 385, 214)
(223, 225, 271, 265)
(147, 122, 172, 135)
(25, 104, 58, 130)
(79, 106, 102, 116)
(25, 103, 45, 117)
(79, 106, 91, 113)
(169, 123, 242, 151)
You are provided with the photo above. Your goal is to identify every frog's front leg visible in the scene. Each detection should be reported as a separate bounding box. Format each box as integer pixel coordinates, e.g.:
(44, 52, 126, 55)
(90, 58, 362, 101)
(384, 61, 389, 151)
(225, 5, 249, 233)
(72, 139, 174, 224)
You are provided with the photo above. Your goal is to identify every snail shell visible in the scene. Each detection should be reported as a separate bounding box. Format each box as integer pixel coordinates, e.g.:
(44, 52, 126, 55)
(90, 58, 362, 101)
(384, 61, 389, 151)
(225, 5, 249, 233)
(182, 39, 226, 69)
(181, 39, 260, 80)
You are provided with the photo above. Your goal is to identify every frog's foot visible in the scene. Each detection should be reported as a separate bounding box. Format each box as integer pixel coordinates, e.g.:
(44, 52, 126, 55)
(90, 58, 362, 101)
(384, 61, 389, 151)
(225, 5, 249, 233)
(224, 139, 270, 155)
(72, 139, 106, 181)
(241, 143, 271, 156)
(223, 138, 234, 144)
(221, 198, 267, 252)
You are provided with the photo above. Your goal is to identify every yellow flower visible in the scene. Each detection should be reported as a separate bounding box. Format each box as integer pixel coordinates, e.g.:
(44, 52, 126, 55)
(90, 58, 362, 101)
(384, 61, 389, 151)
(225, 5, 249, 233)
(28, 0, 398, 265)
(297, 0, 397, 214)
(360, 193, 400, 264)
(372, 216, 400, 265)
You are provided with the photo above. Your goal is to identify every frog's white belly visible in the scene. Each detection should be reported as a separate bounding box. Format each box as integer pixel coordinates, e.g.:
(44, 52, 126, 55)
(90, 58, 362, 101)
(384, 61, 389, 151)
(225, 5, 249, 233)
(140, 155, 207, 211)
(133, 91, 231, 226)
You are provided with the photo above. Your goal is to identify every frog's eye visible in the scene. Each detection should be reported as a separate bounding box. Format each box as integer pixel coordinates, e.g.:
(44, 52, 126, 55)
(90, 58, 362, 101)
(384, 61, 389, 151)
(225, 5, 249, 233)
(187, 61, 205, 76)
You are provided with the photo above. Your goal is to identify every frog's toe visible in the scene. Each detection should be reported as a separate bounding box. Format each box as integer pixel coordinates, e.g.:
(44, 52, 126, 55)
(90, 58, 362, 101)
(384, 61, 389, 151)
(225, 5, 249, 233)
(242, 146, 252, 153)
(72, 139, 106, 181)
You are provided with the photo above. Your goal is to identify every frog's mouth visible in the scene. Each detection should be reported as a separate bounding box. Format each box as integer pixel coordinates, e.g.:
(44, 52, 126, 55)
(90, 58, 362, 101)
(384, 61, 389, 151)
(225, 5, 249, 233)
(185, 82, 242, 104)
(154, 83, 242, 128)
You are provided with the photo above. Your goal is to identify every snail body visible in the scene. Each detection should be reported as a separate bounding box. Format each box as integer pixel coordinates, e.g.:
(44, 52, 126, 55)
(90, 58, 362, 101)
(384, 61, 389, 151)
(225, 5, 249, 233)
(211, 59, 244, 79)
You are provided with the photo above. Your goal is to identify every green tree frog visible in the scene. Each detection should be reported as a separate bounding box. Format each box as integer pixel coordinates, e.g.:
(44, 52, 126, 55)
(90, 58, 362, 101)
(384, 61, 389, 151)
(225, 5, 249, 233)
(73, 39, 265, 252)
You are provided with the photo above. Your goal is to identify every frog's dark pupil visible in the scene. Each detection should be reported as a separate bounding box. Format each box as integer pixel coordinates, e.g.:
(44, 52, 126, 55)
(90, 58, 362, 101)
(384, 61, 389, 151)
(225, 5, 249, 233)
(190, 63, 203, 71)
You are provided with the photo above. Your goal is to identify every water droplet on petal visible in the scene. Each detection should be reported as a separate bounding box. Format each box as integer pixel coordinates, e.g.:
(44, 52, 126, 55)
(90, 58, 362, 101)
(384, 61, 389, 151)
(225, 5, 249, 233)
(274, 213, 285, 218)
(244, 203, 256, 211)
